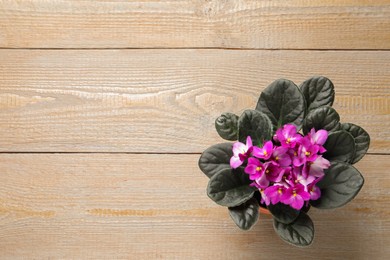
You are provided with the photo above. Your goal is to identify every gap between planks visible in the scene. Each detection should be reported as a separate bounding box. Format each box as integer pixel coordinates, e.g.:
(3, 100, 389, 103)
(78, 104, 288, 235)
(0, 152, 388, 156)
(1, 47, 390, 51)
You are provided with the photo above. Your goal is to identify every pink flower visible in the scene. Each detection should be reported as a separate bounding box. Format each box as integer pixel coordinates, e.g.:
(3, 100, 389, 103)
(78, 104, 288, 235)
(308, 128, 328, 146)
(270, 147, 291, 167)
(275, 124, 302, 148)
(230, 136, 253, 169)
(281, 183, 311, 210)
(307, 178, 322, 201)
(293, 139, 319, 166)
(253, 172, 270, 189)
(253, 141, 273, 160)
(264, 163, 285, 183)
(264, 184, 286, 204)
(305, 128, 328, 153)
(304, 155, 330, 178)
(258, 188, 270, 205)
(245, 158, 266, 180)
(290, 166, 315, 189)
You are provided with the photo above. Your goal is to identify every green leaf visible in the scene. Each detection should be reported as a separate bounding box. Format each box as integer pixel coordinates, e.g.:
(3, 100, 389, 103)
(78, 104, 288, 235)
(341, 123, 370, 164)
(300, 76, 335, 111)
(323, 130, 355, 163)
(273, 212, 314, 247)
(303, 106, 340, 135)
(311, 161, 364, 209)
(198, 143, 233, 178)
(228, 197, 259, 230)
(215, 113, 239, 141)
(256, 79, 306, 129)
(207, 168, 255, 207)
(238, 109, 273, 146)
(268, 203, 300, 224)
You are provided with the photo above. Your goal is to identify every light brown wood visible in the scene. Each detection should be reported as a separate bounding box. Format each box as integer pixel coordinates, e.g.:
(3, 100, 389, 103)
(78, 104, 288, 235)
(0, 49, 388, 153)
(1, 0, 390, 49)
(0, 154, 388, 259)
(0, 1, 389, 258)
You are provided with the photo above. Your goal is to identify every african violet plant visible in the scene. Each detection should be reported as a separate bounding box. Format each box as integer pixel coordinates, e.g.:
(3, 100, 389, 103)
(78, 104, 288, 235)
(198, 76, 370, 247)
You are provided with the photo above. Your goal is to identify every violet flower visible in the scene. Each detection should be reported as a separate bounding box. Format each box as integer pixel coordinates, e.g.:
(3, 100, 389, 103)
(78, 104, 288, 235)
(264, 184, 286, 205)
(304, 155, 330, 178)
(280, 183, 311, 210)
(244, 157, 266, 180)
(253, 141, 273, 160)
(270, 147, 291, 167)
(275, 124, 302, 148)
(307, 177, 323, 201)
(308, 128, 328, 153)
(230, 136, 253, 169)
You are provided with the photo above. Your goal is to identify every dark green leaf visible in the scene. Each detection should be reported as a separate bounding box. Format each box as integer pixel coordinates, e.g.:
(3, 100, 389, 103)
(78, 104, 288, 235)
(228, 198, 259, 230)
(303, 106, 340, 135)
(268, 203, 300, 224)
(256, 79, 306, 129)
(273, 212, 314, 247)
(323, 130, 355, 163)
(207, 168, 255, 207)
(311, 161, 364, 209)
(238, 109, 273, 146)
(300, 76, 335, 111)
(198, 143, 233, 178)
(341, 123, 370, 164)
(215, 112, 239, 141)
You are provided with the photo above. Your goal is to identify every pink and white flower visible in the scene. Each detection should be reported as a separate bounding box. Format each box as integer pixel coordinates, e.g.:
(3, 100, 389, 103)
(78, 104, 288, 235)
(230, 136, 253, 169)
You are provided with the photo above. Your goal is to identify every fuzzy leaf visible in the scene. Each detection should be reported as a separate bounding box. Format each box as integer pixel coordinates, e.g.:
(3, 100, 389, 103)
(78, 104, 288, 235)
(311, 161, 364, 209)
(256, 79, 306, 129)
(323, 130, 355, 163)
(207, 168, 255, 207)
(198, 143, 233, 178)
(228, 197, 259, 230)
(303, 106, 340, 135)
(273, 212, 314, 247)
(238, 109, 273, 146)
(341, 123, 370, 164)
(268, 203, 300, 225)
(215, 113, 239, 141)
(300, 76, 335, 111)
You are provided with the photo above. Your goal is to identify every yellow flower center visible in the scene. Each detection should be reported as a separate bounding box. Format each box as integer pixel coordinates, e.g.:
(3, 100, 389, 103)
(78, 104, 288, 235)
(278, 188, 283, 194)
(256, 167, 262, 171)
(263, 151, 267, 156)
(286, 138, 291, 144)
(305, 151, 311, 156)
(275, 156, 279, 161)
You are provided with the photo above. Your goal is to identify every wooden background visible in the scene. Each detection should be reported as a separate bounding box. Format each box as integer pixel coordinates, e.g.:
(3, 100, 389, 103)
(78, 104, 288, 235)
(0, 1, 389, 259)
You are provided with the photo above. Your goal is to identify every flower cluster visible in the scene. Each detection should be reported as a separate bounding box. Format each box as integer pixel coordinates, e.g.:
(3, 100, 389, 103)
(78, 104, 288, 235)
(230, 124, 330, 210)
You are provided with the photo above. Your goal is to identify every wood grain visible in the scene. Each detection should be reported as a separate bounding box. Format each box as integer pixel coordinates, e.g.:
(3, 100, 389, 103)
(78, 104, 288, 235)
(0, 154, 388, 259)
(0, 49, 388, 153)
(1, 0, 390, 49)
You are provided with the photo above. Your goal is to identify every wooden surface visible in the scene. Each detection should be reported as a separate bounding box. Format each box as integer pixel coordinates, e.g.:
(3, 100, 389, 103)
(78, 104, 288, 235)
(0, 1, 389, 259)
(1, 0, 390, 49)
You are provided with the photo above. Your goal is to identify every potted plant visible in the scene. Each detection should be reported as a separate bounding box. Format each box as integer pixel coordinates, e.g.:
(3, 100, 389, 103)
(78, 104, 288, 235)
(198, 76, 370, 246)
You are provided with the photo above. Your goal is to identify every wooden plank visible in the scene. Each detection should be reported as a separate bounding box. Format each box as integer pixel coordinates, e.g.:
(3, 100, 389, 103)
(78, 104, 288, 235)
(0, 154, 388, 258)
(1, 0, 390, 49)
(0, 49, 389, 153)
